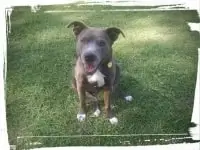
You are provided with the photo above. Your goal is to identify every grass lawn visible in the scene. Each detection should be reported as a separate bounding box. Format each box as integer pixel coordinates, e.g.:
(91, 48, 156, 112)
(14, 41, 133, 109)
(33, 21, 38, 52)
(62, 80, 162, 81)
(6, 4, 200, 148)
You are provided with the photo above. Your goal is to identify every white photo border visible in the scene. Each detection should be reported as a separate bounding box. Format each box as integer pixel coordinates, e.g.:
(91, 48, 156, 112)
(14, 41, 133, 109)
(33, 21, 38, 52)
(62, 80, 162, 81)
(1, 0, 200, 150)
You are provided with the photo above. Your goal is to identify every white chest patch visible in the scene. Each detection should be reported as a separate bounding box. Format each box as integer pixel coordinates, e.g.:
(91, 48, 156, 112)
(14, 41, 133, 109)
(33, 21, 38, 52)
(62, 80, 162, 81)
(87, 70, 105, 87)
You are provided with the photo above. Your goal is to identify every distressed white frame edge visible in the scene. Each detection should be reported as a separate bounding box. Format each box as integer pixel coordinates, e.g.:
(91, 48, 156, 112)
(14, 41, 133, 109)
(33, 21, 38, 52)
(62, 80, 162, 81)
(0, 4, 10, 150)
(1, 1, 200, 150)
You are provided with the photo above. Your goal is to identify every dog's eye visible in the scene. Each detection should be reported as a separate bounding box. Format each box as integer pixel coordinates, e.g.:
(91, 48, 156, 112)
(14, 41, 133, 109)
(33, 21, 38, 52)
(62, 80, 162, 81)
(80, 38, 87, 43)
(81, 38, 92, 44)
(98, 40, 106, 47)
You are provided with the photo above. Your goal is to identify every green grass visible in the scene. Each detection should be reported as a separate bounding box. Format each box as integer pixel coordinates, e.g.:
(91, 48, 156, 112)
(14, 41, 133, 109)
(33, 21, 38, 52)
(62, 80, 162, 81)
(6, 5, 200, 148)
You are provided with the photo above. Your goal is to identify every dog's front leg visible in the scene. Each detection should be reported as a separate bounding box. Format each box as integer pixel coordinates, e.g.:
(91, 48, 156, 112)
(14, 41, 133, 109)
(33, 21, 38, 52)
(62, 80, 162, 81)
(76, 79, 87, 122)
(104, 88, 118, 125)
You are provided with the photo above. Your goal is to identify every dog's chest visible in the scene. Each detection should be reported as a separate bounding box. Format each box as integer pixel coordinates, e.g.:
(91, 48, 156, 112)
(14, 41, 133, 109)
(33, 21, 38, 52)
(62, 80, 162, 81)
(87, 70, 105, 87)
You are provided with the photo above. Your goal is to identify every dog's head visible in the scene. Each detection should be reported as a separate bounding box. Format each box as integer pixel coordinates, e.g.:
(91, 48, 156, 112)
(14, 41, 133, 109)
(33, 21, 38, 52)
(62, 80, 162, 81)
(68, 21, 125, 74)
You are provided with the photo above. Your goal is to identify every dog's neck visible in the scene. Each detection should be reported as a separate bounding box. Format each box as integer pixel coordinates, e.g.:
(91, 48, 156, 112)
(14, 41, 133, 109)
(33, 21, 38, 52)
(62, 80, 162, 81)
(86, 58, 112, 87)
(87, 70, 105, 87)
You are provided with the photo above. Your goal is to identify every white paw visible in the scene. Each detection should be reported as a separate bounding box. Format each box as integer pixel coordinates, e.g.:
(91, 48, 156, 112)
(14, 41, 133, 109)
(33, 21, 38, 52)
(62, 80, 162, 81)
(109, 117, 118, 125)
(77, 113, 86, 122)
(93, 109, 101, 117)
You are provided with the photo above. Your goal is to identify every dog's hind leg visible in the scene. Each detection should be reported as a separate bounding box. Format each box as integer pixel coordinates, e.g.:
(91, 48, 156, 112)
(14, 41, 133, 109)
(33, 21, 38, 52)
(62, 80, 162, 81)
(113, 64, 120, 92)
(111, 64, 123, 101)
(112, 64, 129, 100)
(86, 92, 101, 117)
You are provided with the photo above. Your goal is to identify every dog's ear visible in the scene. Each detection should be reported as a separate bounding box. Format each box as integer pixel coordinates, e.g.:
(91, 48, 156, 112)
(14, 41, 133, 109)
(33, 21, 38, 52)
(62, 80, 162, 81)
(67, 21, 87, 37)
(106, 27, 125, 44)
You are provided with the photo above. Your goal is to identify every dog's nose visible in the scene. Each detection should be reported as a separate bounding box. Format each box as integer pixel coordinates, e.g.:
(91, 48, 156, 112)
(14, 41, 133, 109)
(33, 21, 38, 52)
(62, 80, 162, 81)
(84, 53, 96, 62)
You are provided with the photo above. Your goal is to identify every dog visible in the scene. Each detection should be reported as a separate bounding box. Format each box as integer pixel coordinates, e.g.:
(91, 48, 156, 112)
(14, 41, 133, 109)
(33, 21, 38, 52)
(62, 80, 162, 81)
(68, 21, 125, 125)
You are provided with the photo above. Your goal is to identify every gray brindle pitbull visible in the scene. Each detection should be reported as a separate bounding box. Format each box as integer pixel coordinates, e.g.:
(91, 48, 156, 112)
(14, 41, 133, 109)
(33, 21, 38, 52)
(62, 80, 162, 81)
(68, 21, 125, 125)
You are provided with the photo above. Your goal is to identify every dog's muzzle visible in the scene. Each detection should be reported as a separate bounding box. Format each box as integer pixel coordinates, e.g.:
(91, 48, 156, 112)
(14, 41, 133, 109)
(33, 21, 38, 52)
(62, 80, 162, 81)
(82, 52, 99, 74)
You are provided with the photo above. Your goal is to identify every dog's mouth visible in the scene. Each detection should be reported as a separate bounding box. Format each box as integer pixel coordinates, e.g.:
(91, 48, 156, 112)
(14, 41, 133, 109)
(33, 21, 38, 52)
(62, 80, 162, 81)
(85, 63, 97, 74)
